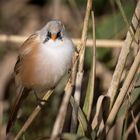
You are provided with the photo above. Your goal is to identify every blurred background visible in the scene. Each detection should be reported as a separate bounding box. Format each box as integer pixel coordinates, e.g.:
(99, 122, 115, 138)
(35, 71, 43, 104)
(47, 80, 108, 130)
(0, 0, 137, 139)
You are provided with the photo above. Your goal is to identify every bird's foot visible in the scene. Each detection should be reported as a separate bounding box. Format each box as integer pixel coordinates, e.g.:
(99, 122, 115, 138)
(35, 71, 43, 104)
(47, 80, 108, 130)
(36, 98, 47, 108)
(33, 92, 47, 108)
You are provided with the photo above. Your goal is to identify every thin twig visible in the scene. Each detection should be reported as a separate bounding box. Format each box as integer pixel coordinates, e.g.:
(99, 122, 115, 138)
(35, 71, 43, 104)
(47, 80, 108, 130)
(127, 71, 140, 140)
(91, 10, 96, 115)
(125, 113, 140, 139)
(0, 34, 123, 48)
(78, 0, 92, 72)
(130, 111, 140, 140)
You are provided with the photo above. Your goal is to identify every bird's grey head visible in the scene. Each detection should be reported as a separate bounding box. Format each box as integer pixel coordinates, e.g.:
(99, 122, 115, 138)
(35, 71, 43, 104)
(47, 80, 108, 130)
(38, 20, 66, 43)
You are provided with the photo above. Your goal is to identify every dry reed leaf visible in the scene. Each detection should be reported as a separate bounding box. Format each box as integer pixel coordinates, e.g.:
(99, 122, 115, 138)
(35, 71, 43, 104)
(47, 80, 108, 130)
(70, 96, 88, 135)
(92, 95, 110, 130)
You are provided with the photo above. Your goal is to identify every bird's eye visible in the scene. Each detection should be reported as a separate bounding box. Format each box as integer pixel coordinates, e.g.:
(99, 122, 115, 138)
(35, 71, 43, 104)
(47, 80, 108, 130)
(57, 31, 62, 40)
(43, 32, 51, 43)
(46, 32, 51, 41)
(47, 31, 51, 38)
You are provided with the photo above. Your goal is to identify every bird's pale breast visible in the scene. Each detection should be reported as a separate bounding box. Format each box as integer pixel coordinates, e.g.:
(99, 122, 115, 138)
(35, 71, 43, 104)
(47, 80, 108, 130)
(19, 38, 74, 92)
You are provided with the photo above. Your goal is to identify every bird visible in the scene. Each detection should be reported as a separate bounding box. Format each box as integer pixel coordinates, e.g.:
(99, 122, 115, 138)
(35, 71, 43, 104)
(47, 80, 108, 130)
(6, 20, 74, 134)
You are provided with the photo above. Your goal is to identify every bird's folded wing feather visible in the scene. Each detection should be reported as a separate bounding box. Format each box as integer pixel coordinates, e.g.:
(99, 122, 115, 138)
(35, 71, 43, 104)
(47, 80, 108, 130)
(6, 33, 38, 134)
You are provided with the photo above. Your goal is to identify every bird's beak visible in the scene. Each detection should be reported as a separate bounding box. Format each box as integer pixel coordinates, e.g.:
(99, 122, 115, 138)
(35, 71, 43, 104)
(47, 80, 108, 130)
(51, 34, 57, 41)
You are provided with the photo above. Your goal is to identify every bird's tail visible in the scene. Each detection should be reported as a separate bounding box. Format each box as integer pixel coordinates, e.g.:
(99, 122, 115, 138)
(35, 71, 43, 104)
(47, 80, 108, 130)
(6, 87, 29, 134)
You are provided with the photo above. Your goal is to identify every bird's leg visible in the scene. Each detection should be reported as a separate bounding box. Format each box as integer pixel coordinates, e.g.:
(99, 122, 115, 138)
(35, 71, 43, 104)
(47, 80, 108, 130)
(33, 91, 47, 108)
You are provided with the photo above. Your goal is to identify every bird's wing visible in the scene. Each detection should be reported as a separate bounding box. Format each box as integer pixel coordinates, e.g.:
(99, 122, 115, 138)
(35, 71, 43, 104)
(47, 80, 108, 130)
(19, 33, 39, 57)
(14, 33, 39, 73)
(6, 33, 39, 134)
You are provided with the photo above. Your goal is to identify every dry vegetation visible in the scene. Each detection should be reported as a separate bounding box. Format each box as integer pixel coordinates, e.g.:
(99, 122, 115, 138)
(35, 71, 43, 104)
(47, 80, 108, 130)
(0, 0, 140, 140)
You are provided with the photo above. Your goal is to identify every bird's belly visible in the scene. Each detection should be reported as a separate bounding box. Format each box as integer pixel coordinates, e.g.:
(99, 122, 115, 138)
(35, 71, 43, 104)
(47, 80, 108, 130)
(20, 50, 71, 92)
